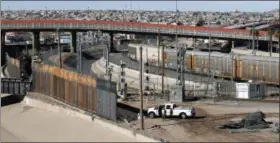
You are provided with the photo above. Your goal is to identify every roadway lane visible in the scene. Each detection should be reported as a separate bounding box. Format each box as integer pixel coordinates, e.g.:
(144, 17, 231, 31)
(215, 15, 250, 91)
(50, 43, 215, 84)
(43, 44, 104, 76)
(1, 100, 141, 142)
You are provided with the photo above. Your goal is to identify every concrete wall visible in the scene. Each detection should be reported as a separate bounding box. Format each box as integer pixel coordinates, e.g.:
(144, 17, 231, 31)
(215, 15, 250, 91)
(23, 95, 158, 142)
(92, 57, 213, 92)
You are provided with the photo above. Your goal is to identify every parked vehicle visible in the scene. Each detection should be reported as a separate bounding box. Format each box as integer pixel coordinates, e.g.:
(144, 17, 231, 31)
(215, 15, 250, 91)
(147, 103, 196, 119)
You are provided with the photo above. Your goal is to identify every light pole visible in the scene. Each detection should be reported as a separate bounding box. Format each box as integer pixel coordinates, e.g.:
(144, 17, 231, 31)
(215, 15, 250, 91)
(204, 34, 211, 97)
(277, 29, 280, 98)
(139, 46, 144, 130)
(161, 44, 166, 100)
(57, 29, 62, 69)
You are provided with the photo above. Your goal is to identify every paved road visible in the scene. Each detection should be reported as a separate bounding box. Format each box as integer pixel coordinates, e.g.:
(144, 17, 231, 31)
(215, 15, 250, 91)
(1, 97, 140, 142)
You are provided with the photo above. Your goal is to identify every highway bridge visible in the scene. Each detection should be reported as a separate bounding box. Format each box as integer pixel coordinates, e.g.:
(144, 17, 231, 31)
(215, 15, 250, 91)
(224, 21, 270, 29)
(1, 19, 279, 42)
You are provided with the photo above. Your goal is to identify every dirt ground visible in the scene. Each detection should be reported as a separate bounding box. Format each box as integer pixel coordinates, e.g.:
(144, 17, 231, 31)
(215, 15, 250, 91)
(120, 99, 279, 142)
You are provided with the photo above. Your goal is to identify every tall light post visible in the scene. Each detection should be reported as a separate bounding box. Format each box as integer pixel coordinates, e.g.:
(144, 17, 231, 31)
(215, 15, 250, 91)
(278, 2, 280, 98)
(139, 46, 144, 130)
(161, 44, 165, 100)
(57, 28, 62, 69)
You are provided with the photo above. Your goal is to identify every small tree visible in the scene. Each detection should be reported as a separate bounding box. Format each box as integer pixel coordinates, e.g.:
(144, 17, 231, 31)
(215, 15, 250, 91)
(233, 19, 239, 25)
(196, 17, 205, 27)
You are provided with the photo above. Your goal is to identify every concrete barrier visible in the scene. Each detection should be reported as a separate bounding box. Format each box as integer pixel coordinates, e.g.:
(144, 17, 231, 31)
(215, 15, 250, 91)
(22, 95, 159, 142)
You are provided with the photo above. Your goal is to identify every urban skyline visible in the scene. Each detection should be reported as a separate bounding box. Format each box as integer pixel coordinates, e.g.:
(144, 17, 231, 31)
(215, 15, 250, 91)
(1, 1, 279, 12)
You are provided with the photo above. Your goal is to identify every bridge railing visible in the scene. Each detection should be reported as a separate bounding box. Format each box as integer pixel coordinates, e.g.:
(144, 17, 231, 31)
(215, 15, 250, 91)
(1, 22, 278, 41)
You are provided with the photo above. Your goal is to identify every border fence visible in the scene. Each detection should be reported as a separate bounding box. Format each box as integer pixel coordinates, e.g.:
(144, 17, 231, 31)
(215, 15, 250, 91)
(1, 78, 32, 95)
(7, 57, 117, 121)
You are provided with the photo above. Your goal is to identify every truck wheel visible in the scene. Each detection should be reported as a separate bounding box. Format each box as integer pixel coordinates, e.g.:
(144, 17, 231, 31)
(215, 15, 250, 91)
(149, 112, 155, 118)
(180, 113, 187, 119)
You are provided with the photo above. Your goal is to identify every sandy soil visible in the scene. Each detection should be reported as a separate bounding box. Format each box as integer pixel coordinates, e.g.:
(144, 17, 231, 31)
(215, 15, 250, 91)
(1, 101, 141, 142)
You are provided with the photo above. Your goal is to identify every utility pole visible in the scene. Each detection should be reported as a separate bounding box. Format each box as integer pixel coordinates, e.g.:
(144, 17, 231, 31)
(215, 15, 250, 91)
(25, 42, 28, 56)
(57, 29, 62, 69)
(145, 37, 150, 98)
(205, 34, 211, 96)
(278, 29, 280, 98)
(278, 3, 280, 96)
(232, 41, 237, 103)
(269, 29, 272, 57)
(77, 33, 83, 74)
(50, 38, 53, 60)
(157, 23, 160, 72)
(161, 44, 165, 100)
(120, 61, 127, 99)
(139, 46, 144, 130)
(106, 42, 110, 75)
(252, 27, 256, 55)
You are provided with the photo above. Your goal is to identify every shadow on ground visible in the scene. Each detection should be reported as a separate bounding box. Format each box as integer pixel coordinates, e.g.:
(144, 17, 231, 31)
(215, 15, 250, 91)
(1, 94, 25, 107)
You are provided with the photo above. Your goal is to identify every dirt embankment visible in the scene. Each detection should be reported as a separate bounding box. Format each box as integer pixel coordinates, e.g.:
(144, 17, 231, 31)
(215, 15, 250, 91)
(120, 100, 279, 142)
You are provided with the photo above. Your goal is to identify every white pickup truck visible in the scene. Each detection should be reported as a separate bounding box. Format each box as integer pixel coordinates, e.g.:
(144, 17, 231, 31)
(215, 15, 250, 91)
(147, 103, 196, 119)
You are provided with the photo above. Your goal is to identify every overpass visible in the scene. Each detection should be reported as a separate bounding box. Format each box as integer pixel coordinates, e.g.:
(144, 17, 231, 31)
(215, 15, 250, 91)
(224, 21, 269, 29)
(1, 19, 279, 54)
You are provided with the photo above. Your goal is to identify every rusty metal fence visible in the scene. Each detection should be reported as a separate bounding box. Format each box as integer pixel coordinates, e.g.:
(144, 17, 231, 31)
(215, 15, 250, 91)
(7, 57, 117, 121)
(31, 64, 117, 121)
(6, 56, 21, 78)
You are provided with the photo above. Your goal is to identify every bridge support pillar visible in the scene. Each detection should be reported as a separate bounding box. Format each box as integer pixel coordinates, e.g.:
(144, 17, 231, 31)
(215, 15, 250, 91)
(1, 31, 6, 65)
(193, 38, 196, 50)
(70, 31, 77, 53)
(252, 31, 256, 53)
(32, 31, 40, 56)
(109, 32, 116, 52)
(157, 33, 160, 67)
(1, 31, 5, 49)
(228, 40, 233, 52)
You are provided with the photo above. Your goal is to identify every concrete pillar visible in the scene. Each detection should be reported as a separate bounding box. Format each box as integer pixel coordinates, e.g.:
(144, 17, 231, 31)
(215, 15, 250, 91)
(252, 31, 255, 51)
(193, 38, 196, 50)
(1, 31, 5, 49)
(32, 31, 40, 56)
(70, 31, 77, 53)
(1, 31, 6, 65)
(109, 32, 115, 52)
(57, 31, 62, 68)
(157, 33, 160, 67)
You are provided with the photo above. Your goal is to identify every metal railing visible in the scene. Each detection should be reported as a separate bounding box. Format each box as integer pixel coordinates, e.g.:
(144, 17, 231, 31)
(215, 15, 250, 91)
(1, 22, 278, 42)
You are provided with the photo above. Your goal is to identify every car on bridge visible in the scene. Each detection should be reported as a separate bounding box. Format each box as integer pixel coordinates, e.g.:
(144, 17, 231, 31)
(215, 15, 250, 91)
(147, 103, 196, 119)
